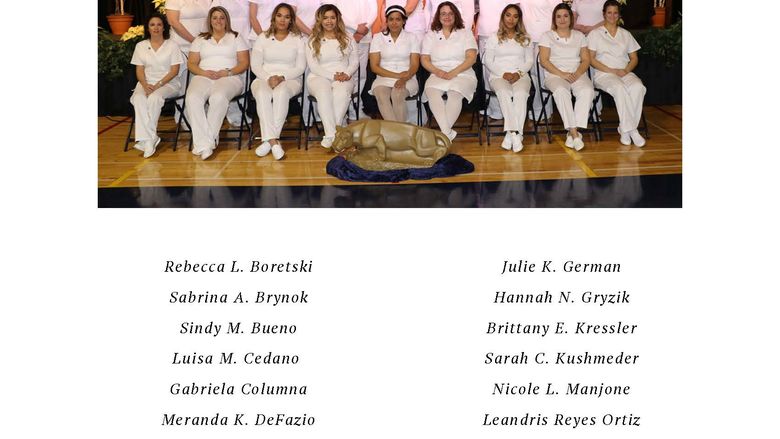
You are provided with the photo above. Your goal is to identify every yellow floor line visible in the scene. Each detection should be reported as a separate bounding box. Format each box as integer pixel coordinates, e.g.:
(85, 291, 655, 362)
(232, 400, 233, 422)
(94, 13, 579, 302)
(213, 149, 242, 178)
(553, 135, 598, 178)
(108, 159, 148, 187)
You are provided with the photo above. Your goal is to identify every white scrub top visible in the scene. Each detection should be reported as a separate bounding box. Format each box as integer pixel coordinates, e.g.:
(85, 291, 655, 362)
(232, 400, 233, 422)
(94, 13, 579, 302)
(331, 0, 378, 43)
(476, 0, 514, 37)
(518, 0, 559, 43)
(483, 33, 534, 81)
(427, 0, 476, 32)
(211, 0, 251, 41)
(587, 26, 640, 78)
(369, 30, 421, 93)
(539, 29, 588, 73)
(289, 0, 321, 33)
(572, 0, 605, 27)
(191, 32, 251, 70)
(165, 0, 211, 52)
(251, 34, 306, 80)
(131, 39, 185, 84)
(421, 28, 478, 101)
(385, 0, 428, 36)
(306, 37, 359, 79)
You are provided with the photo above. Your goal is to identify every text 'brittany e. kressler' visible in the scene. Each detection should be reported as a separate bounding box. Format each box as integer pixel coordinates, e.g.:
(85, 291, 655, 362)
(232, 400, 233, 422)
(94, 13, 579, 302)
(500, 260, 622, 274)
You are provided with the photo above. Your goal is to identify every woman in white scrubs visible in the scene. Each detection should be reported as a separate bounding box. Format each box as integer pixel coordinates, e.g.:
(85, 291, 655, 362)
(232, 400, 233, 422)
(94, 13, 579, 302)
(185, 6, 251, 160)
(305, 4, 359, 148)
(421, 1, 478, 141)
(588, 0, 646, 147)
(251, 3, 306, 160)
(369, 5, 420, 122)
(539, 2, 594, 150)
(129, 14, 184, 158)
(483, 4, 533, 152)
(381, 0, 428, 42)
(572, 0, 605, 35)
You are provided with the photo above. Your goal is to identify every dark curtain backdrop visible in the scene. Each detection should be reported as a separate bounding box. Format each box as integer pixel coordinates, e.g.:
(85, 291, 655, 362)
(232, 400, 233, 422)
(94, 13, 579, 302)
(99, 0, 156, 31)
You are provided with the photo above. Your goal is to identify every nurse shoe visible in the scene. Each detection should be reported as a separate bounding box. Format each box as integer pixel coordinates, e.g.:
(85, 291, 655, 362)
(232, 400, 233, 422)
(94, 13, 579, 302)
(501, 133, 513, 150)
(143, 136, 161, 158)
(629, 130, 646, 147)
(511, 132, 524, 153)
(618, 129, 631, 146)
(565, 134, 575, 149)
(200, 149, 213, 160)
(255, 141, 272, 157)
(446, 130, 457, 142)
(321, 136, 334, 149)
(271, 144, 285, 160)
(573, 134, 585, 151)
(132, 142, 145, 153)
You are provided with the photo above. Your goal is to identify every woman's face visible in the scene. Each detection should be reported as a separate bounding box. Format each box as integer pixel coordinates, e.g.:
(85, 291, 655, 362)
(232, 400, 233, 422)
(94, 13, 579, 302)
(322, 10, 337, 32)
(502, 7, 519, 30)
(387, 12, 404, 33)
(439, 6, 455, 28)
(604, 5, 620, 25)
(554, 9, 571, 30)
(148, 17, 164, 37)
(211, 10, 227, 32)
(274, 7, 291, 32)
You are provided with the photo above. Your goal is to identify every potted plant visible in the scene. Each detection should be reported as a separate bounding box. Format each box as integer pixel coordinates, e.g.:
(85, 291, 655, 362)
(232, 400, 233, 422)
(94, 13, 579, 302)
(651, 0, 666, 28)
(98, 27, 144, 115)
(107, 0, 134, 35)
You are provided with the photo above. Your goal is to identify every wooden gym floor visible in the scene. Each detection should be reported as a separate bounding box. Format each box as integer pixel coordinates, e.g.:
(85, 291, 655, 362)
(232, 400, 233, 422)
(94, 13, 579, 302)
(97, 105, 682, 207)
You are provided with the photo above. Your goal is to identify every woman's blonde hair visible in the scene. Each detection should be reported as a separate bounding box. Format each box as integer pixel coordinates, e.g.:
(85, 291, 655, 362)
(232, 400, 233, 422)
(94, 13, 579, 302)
(200, 6, 238, 40)
(497, 4, 530, 46)
(308, 4, 349, 58)
(264, 3, 301, 38)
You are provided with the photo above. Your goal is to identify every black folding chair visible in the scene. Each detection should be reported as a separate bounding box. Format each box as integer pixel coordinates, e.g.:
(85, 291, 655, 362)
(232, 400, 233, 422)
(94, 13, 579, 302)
(124, 72, 192, 152)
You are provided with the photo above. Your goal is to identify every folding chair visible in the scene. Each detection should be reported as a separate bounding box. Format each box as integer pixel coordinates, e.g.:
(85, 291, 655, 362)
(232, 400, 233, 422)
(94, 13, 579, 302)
(124, 72, 192, 152)
(305, 69, 361, 148)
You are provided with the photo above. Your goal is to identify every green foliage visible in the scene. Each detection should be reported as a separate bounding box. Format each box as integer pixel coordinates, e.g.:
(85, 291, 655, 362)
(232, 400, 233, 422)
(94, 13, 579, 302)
(637, 18, 681, 67)
(97, 29, 142, 81)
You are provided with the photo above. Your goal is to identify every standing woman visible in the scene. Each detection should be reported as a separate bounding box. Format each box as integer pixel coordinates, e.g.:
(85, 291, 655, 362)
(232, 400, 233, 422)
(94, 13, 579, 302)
(572, 0, 605, 35)
(588, 0, 646, 147)
(129, 14, 184, 158)
(539, 2, 594, 150)
(369, 5, 421, 123)
(517, 0, 559, 118)
(185, 6, 251, 160)
(483, 4, 534, 152)
(380, 0, 428, 43)
(251, 3, 306, 160)
(287, 0, 321, 36)
(305, 4, 359, 148)
(420, 1, 478, 141)
(213, 0, 252, 39)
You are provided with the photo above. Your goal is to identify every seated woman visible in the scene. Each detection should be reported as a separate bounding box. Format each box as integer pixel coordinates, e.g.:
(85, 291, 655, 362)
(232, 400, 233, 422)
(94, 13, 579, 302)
(483, 3, 533, 152)
(587, 0, 646, 147)
(130, 13, 184, 158)
(185, 6, 250, 160)
(251, 2, 306, 160)
(305, 4, 359, 149)
(539, 2, 594, 151)
(420, 1, 478, 141)
(369, 5, 421, 123)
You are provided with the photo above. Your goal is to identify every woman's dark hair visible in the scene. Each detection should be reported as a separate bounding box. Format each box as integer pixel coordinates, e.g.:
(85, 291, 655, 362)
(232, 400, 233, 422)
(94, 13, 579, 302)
(144, 13, 170, 40)
(382, 10, 407, 36)
(431, 1, 464, 32)
(551, 2, 573, 31)
(602, 0, 622, 15)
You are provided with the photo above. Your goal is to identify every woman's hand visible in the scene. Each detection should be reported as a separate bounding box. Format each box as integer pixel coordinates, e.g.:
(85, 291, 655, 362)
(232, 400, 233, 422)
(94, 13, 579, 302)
(268, 75, 285, 89)
(441, 70, 457, 80)
(558, 71, 576, 83)
(334, 72, 351, 82)
(613, 68, 628, 77)
(394, 78, 407, 89)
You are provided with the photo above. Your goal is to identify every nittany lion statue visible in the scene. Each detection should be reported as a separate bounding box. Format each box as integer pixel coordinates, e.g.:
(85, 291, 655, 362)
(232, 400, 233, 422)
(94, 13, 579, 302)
(332, 120, 451, 168)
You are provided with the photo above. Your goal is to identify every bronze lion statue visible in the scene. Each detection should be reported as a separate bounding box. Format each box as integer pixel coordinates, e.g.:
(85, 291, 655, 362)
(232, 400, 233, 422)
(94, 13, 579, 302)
(332, 120, 451, 168)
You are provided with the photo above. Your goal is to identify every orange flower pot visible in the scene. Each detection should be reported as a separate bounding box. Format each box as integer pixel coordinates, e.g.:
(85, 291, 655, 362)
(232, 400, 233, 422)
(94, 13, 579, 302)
(651, 7, 666, 28)
(107, 14, 134, 36)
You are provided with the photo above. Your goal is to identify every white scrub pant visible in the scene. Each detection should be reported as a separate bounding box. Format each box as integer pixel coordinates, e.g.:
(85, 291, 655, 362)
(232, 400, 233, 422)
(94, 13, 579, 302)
(251, 78, 303, 142)
(594, 72, 646, 134)
(479, 35, 503, 120)
(307, 76, 354, 138)
(185, 75, 244, 154)
(425, 88, 464, 136)
(130, 81, 182, 142)
(544, 74, 594, 130)
(347, 41, 370, 120)
(489, 75, 531, 133)
(374, 86, 410, 122)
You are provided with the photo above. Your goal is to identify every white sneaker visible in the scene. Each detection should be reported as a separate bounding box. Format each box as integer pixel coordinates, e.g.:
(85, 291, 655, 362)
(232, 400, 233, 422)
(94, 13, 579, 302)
(619, 129, 631, 146)
(132, 142, 145, 152)
(143, 136, 161, 158)
(629, 130, 646, 147)
(565, 135, 575, 149)
(255, 141, 272, 157)
(573, 134, 585, 151)
(511, 132, 524, 153)
(501, 134, 513, 150)
(446, 130, 457, 142)
(271, 144, 285, 160)
(321, 136, 334, 149)
(200, 149, 213, 160)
